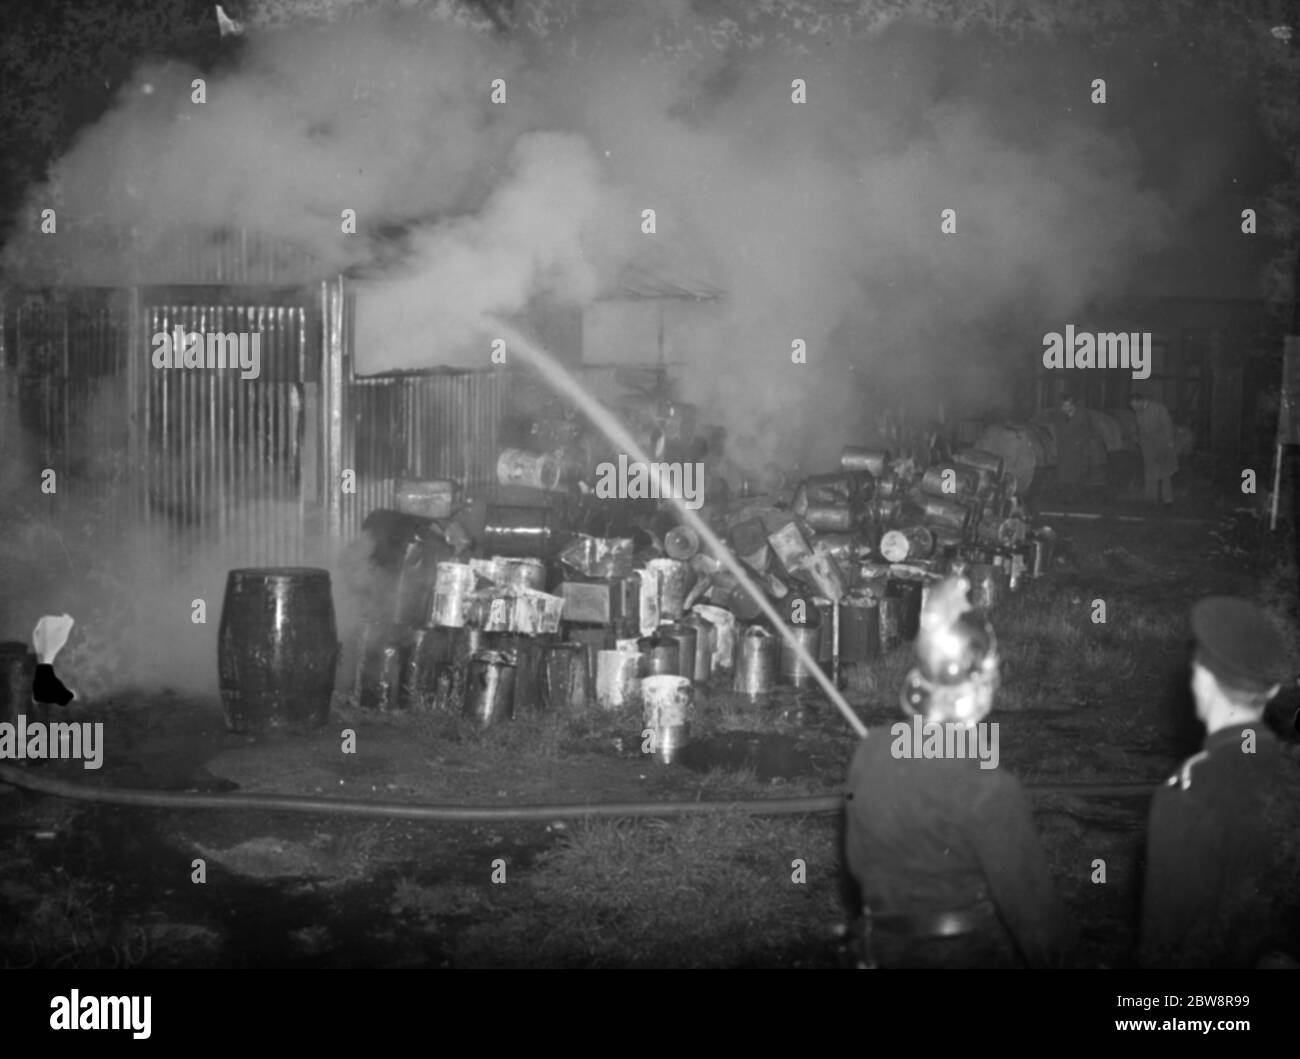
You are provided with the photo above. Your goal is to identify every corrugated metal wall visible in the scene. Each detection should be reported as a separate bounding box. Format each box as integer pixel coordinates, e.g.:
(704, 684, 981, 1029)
(0, 288, 128, 528)
(137, 288, 321, 564)
(3, 279, 668, 563)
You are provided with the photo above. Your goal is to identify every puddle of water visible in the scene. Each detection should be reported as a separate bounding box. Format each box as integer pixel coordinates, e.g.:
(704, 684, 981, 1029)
(674, 732, 815, 781)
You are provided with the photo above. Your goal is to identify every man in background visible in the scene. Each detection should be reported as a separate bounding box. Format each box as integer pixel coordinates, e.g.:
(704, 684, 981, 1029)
(1129, 392, 1178, 507)
(1056, 395, 1107, 505)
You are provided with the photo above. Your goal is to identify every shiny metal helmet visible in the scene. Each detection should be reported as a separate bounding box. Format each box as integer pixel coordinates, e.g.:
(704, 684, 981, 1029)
(900, 575, 1000, 725)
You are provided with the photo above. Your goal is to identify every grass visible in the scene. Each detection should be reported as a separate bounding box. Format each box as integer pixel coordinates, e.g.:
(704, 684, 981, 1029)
(445, 810, 843, 968)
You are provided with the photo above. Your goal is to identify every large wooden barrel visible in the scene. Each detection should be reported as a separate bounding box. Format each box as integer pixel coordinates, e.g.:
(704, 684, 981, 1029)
(973, 424, 1042, 495)
(217, 568, 339, 732)
(1088, 409, 1124, 453)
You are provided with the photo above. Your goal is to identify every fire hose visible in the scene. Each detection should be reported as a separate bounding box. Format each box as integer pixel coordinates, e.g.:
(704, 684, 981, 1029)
(0, 763, 1158, 819)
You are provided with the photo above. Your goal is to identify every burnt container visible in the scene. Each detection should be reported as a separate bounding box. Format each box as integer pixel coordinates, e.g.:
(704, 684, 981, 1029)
(217, 568, 339, 732)
(482, 505, 558, 559)
(0, 642, 35, 725)
(402, 625, 454, 710)
(778, 624, 822, 687)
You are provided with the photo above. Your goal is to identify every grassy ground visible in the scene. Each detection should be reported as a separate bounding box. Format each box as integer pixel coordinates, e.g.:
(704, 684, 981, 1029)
(2, 506, 1297, 968)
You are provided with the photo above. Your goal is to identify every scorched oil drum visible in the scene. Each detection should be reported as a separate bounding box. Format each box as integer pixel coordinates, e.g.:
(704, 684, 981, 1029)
(217, 568, 339, 732)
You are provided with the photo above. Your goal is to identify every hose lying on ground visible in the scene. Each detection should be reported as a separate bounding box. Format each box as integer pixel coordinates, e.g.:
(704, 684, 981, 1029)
(0, 764, 1159, 820)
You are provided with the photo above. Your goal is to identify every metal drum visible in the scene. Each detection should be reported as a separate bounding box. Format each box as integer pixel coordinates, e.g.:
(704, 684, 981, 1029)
(887, 578, 924, 642)
(641, 675, 693, 765)
(483, 505, 557, 559)
(217, 568, 339, 732)
(542, 642, 589, 714)
(500, 633, 548, 716)
(733, 625, 778, 699)
(464, 651, 516, 727)
(0, 642, 34, 725)
(840, 446, 890, 477)
(639, 635, 681, 677)
(778, 624, 821, 687)
(920, 465, 980, 499)
(353, 621, 408, 711)
(496, 448, 563, 491)
(839, 594, 881, 663)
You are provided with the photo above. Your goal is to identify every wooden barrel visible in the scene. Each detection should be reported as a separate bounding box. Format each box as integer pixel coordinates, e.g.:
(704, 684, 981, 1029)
(1087, 410, 1124, 453)
(217, 568, 339, 732)
(973, 424, 1043, 495)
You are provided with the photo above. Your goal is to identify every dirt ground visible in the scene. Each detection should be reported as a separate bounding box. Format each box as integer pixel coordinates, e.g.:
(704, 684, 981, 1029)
(2, 495, 1298, 969)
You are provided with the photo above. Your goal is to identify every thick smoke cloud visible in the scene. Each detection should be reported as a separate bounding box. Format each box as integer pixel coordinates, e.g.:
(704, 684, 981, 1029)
(4, 0, 1227, 694)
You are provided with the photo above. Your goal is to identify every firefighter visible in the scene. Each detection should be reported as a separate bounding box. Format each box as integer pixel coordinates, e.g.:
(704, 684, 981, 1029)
(1139, 597, 1300, 968)
(840, 577, 1075, 968)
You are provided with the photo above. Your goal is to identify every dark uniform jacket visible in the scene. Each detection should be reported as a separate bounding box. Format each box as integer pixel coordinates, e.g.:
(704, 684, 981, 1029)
(1056, 410, 1105, 487)
(844, 729, 1074, 968)
(1140, 723, 1300, 968)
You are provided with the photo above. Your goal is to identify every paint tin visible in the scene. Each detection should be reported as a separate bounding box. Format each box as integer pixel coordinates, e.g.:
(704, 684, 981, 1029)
(692, 604, 737, 676)
(682, 612, 715, 683)
(496, 448, 563, 491)
(401, 625, 453, 710)
(483, 505, 557, 559)
(641, 675, 693, 765)
(664, 525, 700, 561)
(645, 558, 689, 623)
(919, 496, 971, 532)
(566, 625, 614, 693)
(464, 650, 516, 727)
(492, 556, 547, 591)
(840, 447, 890, 477)
(542, 642, 589, 714)
(920, 465, 980, 499)
(432, 562, 477, 628)
(596, 649, 644, 710)
(768, 521, 814, 571)
(639, 635, 682, 677)
(802, 504, 856, 533)
(887, 577, 924, 642)
(660, 621, 698, 681)
(733, 625, 778, 698)
(0, 642, 35, 725)
(778, 624, 822, 687)
(839, 594, 881, 663)
(879, 526, 935, 564)
(394, 478, 457, 520)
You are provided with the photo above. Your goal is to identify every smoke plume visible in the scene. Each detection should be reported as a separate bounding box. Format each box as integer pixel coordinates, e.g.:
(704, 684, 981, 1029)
(4, 0, 1246, 695)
